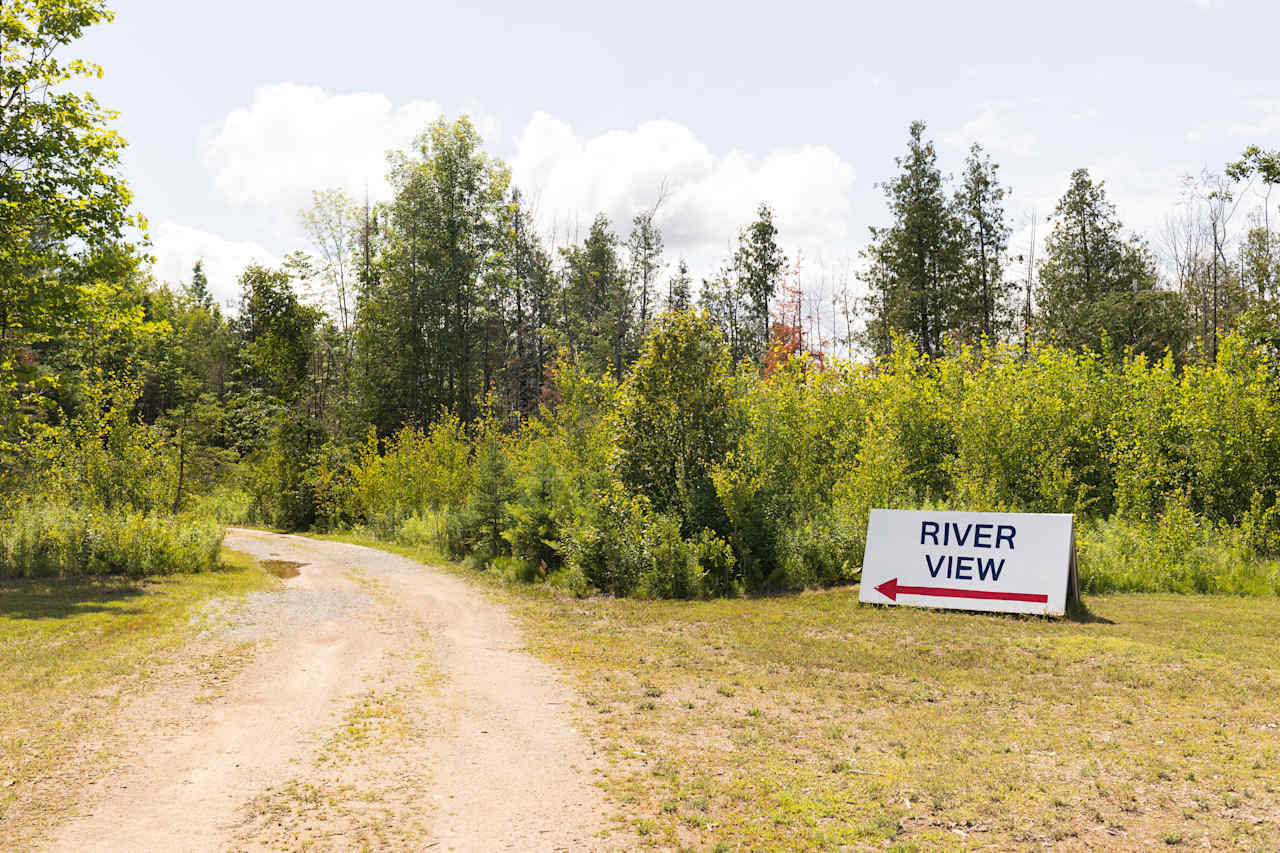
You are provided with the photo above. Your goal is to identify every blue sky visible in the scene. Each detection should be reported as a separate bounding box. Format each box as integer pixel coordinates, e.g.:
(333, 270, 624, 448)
(78, 0, 1280, 317)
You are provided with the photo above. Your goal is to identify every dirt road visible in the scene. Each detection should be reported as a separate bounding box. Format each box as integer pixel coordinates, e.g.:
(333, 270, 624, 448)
(39, 530, 615, 852)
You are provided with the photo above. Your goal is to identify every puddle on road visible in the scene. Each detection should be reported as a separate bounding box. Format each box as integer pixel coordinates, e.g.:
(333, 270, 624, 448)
(262, 559, 303, 579)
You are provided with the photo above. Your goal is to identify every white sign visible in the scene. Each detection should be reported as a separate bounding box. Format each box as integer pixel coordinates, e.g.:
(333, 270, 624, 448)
(859, 509, 1075, 616)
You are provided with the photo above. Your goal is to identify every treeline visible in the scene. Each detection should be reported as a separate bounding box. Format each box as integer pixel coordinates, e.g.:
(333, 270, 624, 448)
(335, 322, 1280, 597)
(4, 1, 1280, 594)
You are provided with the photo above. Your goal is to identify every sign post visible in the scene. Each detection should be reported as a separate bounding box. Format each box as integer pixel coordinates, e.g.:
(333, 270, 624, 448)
(859, 509, 1076, 617)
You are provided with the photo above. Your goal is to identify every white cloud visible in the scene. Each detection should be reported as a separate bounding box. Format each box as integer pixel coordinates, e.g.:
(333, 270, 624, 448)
(511, 112, 857, 264)
(944, 103, 1038, 158)
(1227, 98, 1280, 138)
(202, 83, 446, 209)
(148, 220, 279, 309)
(199, 88, 857, 286)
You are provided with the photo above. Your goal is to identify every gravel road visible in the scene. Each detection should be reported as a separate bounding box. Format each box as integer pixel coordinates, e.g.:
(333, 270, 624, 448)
(38, 529, 615, 852)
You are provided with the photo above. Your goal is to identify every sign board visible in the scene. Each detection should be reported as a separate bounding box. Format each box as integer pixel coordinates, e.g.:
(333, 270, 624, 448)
(859, 509, 1076, 616)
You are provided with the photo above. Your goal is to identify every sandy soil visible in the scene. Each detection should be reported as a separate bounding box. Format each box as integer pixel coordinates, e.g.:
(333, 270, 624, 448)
(36, 530, 617, 852)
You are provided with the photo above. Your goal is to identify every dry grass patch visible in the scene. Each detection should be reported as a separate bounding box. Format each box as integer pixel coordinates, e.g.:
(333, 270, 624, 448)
(326, 536, 1280, 852)
(504, 592, 1280, 851)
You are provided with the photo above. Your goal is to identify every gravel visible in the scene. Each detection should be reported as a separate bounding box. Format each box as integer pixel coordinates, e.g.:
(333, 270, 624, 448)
(193, 584, 373, 643)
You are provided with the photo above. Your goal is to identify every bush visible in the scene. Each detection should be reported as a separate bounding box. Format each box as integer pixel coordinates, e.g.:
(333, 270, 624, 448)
(321, 329, 1280, 599)
(190, 486, 253, 525)
(612, 310, 738, 536)
(946, 343, 1114, 514)
(0, 501, 224, 578)
(349, 416, 474, 531)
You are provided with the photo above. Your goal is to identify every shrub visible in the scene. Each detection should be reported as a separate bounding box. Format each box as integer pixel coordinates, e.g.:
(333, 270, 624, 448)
(320, 329, 1280, 599)
(344, 416, 473, 536)
(612, 310, 738, 536)
(946, 343, 1114, 514)
(502, 439, 566, 577)
(0, 501, 223, 578)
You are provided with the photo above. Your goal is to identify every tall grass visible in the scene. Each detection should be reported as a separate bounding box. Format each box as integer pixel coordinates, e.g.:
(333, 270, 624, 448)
(0, 501, 223, 578)
(1078, 512, 1280, 596)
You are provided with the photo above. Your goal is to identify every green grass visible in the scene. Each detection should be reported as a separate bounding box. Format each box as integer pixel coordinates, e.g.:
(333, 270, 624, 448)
(326, 532, 1280, 851)
(0, 549, 276, 840)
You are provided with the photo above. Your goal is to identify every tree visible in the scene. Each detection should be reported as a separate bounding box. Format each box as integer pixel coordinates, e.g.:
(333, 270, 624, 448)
(701, 205, 788, 366)
(626, 209, 665, 343)
(700, 263, 746, 363)
(301, 189, 360, 337)
(236, 264, 320, 402)
(1227, 146, 1280, 186)
(561, 214, 633, 380)
(954, 144, 1012, 342)
(1227, 146, 1280, 300)
(187, 260, 213, 309)
(358, 116, 511, 429)
(612, 310, 736, 537)
(0, 0, 139, 429)
(504, 192, 560, 416)
(734, 203, 786, 356)
(667, 259, 693, 312)
(1240, 222, 1280, 300)
(1036, 169, 1183, 360)
(861, 121, 964, 357)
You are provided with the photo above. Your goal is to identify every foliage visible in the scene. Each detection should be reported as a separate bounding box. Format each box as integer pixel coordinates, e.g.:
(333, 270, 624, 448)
(0, 0, 141, 440)
(12, 25, 1280, 600)
(1035, 169, 1182, 360)
(945, 342, 1114, 514)
(333, 323, 1280, 598)
(861, 121, 965, 358)
(347, 415, 473, 535)
(0, 500, 222, 577)
(1078, 502, 1280, 595)
(612, 310, 738, 536)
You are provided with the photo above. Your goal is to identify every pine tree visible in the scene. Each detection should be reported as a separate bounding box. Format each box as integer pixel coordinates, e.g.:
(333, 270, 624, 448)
(186, 260, 213, 309)
(626, 210, 665, 343)
(861, 121, 964, 357)
(667, 259, 693, 312)
(561, 214, 633, 380)
(507, 193, 559, 415)
(954, 144, 1012, 342)
(1036, 169, 1186, 359)
(735, 203, 787, 356)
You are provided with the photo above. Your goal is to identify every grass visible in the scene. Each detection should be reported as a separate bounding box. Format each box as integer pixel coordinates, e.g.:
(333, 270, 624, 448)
(0, 548, 277, 840)
(325, 532, 1280, 851)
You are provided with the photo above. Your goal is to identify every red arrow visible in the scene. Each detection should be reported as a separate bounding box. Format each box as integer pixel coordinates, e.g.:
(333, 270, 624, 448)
(874, 577, 1048, 604)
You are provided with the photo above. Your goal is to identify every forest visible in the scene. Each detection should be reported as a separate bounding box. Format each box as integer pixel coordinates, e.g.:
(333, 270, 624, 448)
(5, 0, 1280, 598)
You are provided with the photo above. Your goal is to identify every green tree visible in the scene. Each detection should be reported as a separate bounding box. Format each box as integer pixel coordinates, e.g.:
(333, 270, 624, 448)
(702, 205, 787, 366)
(561, 214, 633, 380)
(1228, 147, 1280, 299)
(954, 143, 1012, 342)
(187, 260, 213, 309)
(626, 209, 665, 343)
(359, 116, 512, 429)
(861, 121, 964, 357)
(700, 263, 748, 363)
(1036, 168, 1183, 359)
(236, 264, 320, 402)
(734, 203, 787, 357)
(0, 0, 139, 430)
(667, 259, 693, 312)
(505, 193, 560, 416)
(611, 310, 737, 536)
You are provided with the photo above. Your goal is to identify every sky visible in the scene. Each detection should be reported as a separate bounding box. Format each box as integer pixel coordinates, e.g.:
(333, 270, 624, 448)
(76, 0, 1280, 317)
